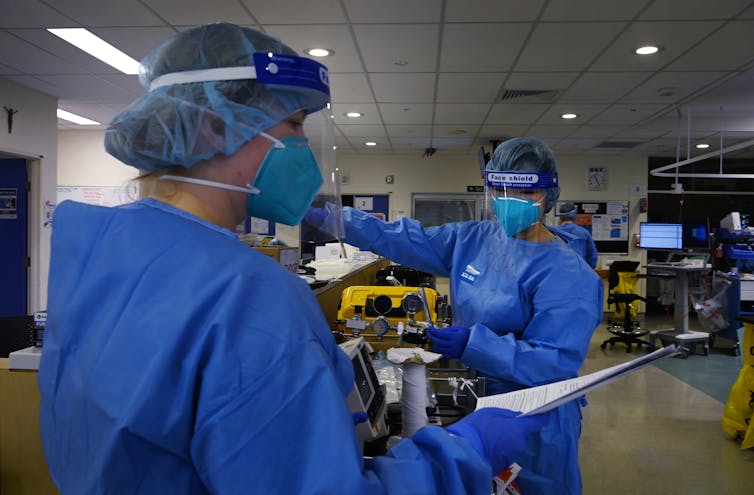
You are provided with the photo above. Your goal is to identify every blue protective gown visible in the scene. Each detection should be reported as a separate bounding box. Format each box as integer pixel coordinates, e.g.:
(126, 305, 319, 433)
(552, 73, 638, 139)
(554, 222, 599, 268)
(38, 199, 493, 495)
(342, 207, 604, 495)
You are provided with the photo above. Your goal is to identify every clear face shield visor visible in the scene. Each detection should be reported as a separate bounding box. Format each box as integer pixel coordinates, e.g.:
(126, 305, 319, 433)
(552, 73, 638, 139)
(300, 103, 345, 241)
(483, 171, 558, 237)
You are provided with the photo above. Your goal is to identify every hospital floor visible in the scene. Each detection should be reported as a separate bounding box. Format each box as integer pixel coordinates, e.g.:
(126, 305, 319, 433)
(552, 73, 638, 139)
(579, 313, 754, 495)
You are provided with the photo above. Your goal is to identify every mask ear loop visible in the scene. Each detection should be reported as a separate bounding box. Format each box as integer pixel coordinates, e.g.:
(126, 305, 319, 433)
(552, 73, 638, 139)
(258, 132, 286, 149)
(159, 175, 260, 195)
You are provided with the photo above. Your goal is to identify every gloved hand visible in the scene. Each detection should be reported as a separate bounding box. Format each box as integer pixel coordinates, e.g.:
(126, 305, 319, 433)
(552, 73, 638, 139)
(303, 202, 342, 237)
(427, 325, 470, 359)
(352, 411, 368, 426)
(446, 408, 546, 476)
(303, 206, 328, 227)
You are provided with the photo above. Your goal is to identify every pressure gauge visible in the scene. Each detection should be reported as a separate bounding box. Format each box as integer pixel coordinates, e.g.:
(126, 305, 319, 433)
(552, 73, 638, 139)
(372, 294, 393, 315)
(371, 316, 391, 338)
(401, 293, 423, 315)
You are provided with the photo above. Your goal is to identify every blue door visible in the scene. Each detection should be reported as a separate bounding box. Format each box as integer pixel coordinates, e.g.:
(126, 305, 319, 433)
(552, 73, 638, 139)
(0, 159, 28, 317)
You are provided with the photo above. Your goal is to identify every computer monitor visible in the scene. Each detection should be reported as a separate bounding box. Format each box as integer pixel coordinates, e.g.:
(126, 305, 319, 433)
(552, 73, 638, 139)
(639, 222, 683, 250)
(683, 219, 709, 250)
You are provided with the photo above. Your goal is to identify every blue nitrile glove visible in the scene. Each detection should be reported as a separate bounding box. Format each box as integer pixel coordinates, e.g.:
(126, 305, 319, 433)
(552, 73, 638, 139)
(427, 325, 470, 359)
(446, 408, 547, 476)
(304, 206, 328, 227)
(352, 411, 368, 426)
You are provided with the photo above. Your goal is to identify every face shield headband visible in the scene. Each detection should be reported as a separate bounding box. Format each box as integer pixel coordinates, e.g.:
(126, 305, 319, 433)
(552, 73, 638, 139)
(485, 171, 558, 236)
(148, 52, 330, 111)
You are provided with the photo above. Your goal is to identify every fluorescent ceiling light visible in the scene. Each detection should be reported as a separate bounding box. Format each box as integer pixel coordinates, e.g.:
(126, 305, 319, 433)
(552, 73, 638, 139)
(47, 28, 140, 75)
(345, 112, 362, 118)
(57, 109, 100, 125)
(561, 113, 578, 119)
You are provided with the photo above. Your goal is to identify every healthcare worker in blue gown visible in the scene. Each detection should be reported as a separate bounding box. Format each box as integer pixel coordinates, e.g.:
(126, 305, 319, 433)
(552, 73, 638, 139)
(332, 137, 604, 495)
(554, 202, 599, 269)
(37, 23, 547, 495)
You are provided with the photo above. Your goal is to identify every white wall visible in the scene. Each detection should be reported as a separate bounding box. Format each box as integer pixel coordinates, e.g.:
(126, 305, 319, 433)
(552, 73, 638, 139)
(0, 77, 58, 312)
(57, 130, 137, 186)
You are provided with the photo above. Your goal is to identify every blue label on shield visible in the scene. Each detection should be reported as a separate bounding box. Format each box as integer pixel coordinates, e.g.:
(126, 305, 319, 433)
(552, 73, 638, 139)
(253, 52, 330, 97)
(485, 171, 558, 189)
(459, 264, 480, 285)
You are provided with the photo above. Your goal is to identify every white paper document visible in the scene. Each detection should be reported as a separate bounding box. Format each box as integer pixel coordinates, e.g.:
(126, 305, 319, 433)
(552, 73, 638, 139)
(476, 344, 682, 417)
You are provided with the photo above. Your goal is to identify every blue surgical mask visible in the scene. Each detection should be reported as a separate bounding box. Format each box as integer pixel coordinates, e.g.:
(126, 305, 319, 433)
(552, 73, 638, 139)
(491, 196, 541, 236)
(245, 133, 323, 226)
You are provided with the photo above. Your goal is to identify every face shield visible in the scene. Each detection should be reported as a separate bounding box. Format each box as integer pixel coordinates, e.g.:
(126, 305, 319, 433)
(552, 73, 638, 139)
(484, 170, 558, 237)
(299, 101, 345, 240)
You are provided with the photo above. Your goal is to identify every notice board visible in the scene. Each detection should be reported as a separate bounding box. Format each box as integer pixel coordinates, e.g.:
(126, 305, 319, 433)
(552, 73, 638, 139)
(557, 200, 630, 254)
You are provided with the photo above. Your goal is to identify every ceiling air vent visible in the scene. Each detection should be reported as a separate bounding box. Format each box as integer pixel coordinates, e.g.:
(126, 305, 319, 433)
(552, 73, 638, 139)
(500, 89, 558, 102)
(594, 141, 641, 149)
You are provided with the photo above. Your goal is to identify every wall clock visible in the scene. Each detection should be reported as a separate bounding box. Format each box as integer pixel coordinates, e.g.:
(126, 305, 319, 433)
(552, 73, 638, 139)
(587, 167, 606, 191)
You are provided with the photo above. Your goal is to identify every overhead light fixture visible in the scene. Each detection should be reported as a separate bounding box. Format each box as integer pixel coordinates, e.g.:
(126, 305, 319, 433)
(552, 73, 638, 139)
(364, 141, 377, 147)
(561, 113, 578, 120)
(47, 28, 140, 74)
(635, 45, 660, 55)
(696, 143, 710, 149)
(57, 109, 100, 125)
(345, 112, 362, 118)
(306, 48, 333, 57)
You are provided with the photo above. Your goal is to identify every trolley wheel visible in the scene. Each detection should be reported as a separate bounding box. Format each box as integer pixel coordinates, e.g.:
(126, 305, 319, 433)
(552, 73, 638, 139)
(600, 343, 607, 349)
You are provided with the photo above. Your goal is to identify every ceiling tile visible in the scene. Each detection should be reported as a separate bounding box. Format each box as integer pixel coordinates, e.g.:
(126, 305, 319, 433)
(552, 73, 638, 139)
(436, 73, 504, 103)
(389, 136, 433, 149)
(666, 21, 754, 71)
(386, 125, 432, 137)
(354, 24, 439, 72)
(444, 0, 545, 22)
(620, 71, 728, 104)
(433, 124, 481, 138)
(479, 124, 531, 139)
(336, 124, 386, 139)
(589, 104, 667, 126)
(505, 72, 580, 92)
(515, 22, 626, 71)
(370, 73, 435, 103)
(343, 0, 441, 23)
(241, 0, 345, 24)
(379, 103, 434, 124)
(263, 24, 362, 72)
(526, 125, 578, 138)
(89, 27, 178, 62)
(330, 103, 381, 124)
(486, 103, 549, 125)
(142, 0, 255, 26)
(560, 72, 650, 102)
(567, 125, 625, 139)
(434, 103, 490, 125)
(541, 0, 645, 21)
(36, 74, 139, 103)
(440, 23, 531, 72)
(0, 30, 89, 75)
(429, 136, 475, 149)
(536, 104, 606, 125)
(639, 0, 752, 20)
(590, 21, 723, 71)
(0, 0, 75, 28)
(47, 0, 166, 26)
(329, 73, 374, 102)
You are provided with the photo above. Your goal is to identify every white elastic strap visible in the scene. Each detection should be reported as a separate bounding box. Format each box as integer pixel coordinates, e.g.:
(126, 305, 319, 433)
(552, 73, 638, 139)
(159, 175, 260, 195)
(149, 66, 258, 91)
(258, 132, 285, 149)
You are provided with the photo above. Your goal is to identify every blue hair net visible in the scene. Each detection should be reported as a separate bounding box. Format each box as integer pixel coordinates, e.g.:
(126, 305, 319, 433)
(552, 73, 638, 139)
(557, 202, 578, 220)
(105, 22, 329, 171)
(487, 137, 560, 213)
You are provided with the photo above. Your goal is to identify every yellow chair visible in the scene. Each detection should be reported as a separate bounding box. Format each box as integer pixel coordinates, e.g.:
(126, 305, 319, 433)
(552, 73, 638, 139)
(601, 261, 654, 352)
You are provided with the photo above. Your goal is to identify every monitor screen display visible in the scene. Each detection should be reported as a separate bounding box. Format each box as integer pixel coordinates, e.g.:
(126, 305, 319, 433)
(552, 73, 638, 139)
(683, 219, 709, 249)
(639, 222, 683, 250)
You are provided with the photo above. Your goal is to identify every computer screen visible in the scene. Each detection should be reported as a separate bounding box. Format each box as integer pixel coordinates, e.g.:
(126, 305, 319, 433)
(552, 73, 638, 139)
(639, 222, 683, 250)
(683, 219, 709, 249)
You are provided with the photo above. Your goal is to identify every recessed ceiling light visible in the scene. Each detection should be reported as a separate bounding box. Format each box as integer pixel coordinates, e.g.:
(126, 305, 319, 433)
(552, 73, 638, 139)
(47, 28, 140, 74)
(307, 48, 334, 57)
(696, 143, 710, 149)
(57, 109, 100, 125)
(345, 112, 362, 118)
(364, 141, 377, 147)
(561, 113, 578, 120)
(635, 45, 660, 55)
